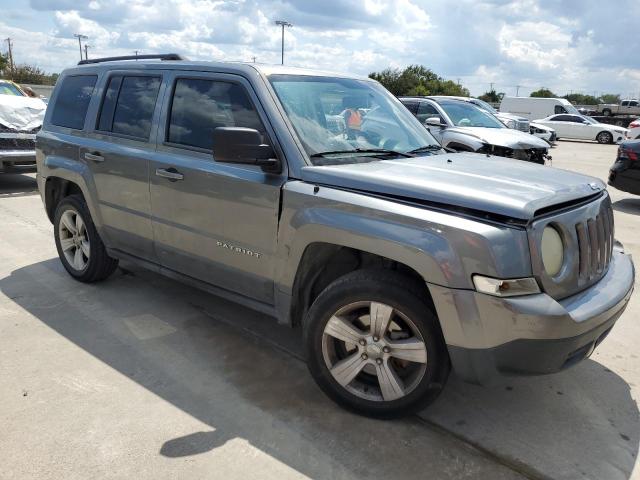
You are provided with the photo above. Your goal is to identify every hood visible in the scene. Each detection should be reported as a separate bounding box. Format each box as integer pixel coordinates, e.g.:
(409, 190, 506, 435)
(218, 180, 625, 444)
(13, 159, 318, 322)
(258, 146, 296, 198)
(446, 126, 549, 150)
(496, 112, 528, 122)
(0, 94, 47, 131)
(301, 153, 605, 221)
(530, 121, 554, 132)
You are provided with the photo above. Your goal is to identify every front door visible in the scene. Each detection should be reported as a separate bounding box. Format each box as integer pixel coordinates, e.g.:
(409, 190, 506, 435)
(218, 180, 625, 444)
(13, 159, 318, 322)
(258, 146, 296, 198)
(149, 72, 286, 304)
(83, 72, 165, 260)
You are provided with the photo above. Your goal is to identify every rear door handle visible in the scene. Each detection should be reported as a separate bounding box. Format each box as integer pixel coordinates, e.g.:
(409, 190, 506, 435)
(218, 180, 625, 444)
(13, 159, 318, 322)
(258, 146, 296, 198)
(155, 167, 184, 181)
(84, 152, 104, 163)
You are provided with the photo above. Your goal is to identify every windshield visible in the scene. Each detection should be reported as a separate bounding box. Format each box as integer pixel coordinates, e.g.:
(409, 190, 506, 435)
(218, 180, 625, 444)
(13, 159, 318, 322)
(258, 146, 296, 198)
(470, 98, 498, 114)
(563, 103, 580, 115)
(438, 100, 505, 128)
(582, 115, 598, 124)
(0, 82, 25, 96)
(268, 74, 440, 164)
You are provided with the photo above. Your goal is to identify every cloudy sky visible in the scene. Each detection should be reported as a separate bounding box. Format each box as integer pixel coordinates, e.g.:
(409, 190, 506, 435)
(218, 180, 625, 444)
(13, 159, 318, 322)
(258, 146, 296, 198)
(1, 0, 639, 97)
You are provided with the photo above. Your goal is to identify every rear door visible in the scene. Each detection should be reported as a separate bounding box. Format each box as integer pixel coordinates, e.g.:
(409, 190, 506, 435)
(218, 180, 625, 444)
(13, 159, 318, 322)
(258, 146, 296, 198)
(83, 72, 165, 260)
(545, 115, 573, 137)
(148, 71, 287, 304)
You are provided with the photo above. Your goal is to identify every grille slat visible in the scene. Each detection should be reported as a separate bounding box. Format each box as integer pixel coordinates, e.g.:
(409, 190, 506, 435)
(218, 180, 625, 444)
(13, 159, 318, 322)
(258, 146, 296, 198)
(0, 138, 36, 151)
(575, 205, 614, 284)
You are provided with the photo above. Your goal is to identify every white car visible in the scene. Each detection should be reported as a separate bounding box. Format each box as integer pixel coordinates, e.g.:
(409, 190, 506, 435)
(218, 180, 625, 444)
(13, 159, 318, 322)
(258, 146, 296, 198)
(529, 122, 556, 144)
(625, 119, 640, 140)
(534, 114, 627, 144)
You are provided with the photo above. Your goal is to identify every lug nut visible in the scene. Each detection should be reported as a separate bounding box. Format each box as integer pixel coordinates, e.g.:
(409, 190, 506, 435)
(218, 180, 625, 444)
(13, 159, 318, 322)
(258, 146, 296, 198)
(383, 346, 390, 353)
(376, 358, 383, 365)
(359, 339, 366, 346)
(361, 353, 368, 360)
(373, 336, 379, 342)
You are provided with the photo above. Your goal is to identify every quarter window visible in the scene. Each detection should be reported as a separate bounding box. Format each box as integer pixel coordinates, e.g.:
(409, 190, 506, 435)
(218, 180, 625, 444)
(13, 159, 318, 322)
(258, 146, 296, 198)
(167, 78, 265, 151)
(97, 75, 161, 140)
(51, 75, 97, 130)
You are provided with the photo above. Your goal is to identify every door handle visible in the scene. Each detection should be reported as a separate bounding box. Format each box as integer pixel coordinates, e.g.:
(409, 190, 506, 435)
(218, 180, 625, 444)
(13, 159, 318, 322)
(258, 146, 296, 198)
(155, 167, 184, 181)
(84, 152, 104, 163)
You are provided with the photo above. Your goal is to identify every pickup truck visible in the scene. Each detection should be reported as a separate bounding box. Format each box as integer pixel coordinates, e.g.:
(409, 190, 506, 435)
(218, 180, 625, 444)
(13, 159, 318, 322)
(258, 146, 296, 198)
(597, 100, 640, 116)
(36, 54, 635, 418)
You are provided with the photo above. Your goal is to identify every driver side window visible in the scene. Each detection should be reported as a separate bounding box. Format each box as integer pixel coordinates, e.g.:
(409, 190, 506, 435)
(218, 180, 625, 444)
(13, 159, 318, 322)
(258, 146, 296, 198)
(554, 105, 567, 114)
(416, 102, 439, 123)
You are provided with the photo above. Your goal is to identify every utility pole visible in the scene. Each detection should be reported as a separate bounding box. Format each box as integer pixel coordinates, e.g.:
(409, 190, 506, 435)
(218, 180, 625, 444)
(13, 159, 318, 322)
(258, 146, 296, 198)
(4, 38, 14, 79)
(73, 34, 88, 61)
(252, 56, 256, 63)
(275, 20, 292, 65)
(84, 44, 90, 60)
(134, 50, 139, 60)
(516, 85, 521, 97)
(489, 82, 494, 92)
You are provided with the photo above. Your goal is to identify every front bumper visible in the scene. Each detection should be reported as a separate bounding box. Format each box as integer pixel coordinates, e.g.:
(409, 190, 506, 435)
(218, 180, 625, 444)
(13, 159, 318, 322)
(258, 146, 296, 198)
(429, 249, 634, 385)
(0, 149, 37, 173)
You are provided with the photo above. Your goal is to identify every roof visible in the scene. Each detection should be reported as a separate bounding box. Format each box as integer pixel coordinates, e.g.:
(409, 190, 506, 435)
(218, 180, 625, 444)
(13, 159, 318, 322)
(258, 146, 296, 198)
(67, 56, 372, 81)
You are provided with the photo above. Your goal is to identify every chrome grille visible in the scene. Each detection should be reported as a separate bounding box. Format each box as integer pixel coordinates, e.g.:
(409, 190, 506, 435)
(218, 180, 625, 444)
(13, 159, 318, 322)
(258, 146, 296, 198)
(575, 205, 614, 282)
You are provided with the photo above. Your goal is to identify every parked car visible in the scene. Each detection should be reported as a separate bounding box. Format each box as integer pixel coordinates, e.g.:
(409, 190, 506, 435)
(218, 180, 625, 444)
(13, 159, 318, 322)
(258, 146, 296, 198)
(399, 96, 551, 164)
(428, 96, 530, 132)
(597, 100, 640, 117)
(36, 55, 635, 418)
(534, 114, 627, 143)
(500, 96, 580, 120)
(529, 122, 557, 144)
(625, 119, 640, 140)
(608, 140, 640, 195)
(0, 79, 46, 173)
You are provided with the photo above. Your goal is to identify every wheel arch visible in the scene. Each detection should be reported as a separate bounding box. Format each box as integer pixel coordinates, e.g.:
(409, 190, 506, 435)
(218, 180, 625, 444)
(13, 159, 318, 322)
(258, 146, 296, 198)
(284, 242, 436, 329)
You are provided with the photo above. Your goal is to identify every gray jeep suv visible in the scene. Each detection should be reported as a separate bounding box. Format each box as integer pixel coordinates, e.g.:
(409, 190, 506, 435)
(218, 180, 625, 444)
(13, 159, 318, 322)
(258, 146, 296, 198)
(36, 54, 635, 418)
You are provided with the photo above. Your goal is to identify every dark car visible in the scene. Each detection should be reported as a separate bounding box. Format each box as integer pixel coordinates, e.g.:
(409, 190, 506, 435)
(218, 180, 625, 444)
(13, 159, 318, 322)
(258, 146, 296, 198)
(608, 140, 640, 195)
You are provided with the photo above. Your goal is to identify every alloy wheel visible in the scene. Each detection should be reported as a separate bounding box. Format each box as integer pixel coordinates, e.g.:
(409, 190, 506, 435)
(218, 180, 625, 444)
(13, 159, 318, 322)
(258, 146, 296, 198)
(321, 301, 428, 402)
(58, 209, 90, 271)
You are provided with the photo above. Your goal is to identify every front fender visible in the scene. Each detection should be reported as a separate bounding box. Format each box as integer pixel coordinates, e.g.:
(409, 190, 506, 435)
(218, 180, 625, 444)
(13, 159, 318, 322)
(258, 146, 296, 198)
(275, 181, 532, 294)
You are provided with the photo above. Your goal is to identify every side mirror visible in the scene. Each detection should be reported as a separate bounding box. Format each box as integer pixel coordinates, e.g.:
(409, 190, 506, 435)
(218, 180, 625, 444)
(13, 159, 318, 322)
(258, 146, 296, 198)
(213, 127, 280, 173)
(425, 116, 445, 128)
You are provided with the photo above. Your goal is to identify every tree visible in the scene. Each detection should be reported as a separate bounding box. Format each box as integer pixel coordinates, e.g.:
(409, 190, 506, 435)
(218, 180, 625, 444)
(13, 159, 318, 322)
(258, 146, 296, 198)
(369, 65, 469, 97)
(0, 63, 58, 85)
(478, 89, 504, 103)
(563, 93, 599, 105)
(530, 88, 556, 98)
(0, 53, 8, 76)
(600, 93, 621, 104)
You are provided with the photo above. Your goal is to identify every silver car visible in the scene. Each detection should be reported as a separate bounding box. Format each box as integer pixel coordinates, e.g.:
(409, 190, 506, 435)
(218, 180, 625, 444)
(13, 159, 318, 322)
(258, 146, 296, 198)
(400, 96, 551, 164)
(36, 55, 634, 418)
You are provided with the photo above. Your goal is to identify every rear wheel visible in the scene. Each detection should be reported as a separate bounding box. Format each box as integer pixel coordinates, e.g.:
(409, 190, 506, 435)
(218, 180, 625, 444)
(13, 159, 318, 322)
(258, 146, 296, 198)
(603, 109, 612, 116)
(596, 131, 613, 144)
(54, 194, 118, 282)
(304, 269, 450, 418)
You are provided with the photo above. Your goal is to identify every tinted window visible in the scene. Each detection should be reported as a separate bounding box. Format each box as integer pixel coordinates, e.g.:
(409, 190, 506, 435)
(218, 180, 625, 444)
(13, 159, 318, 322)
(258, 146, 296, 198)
(51, 75, 97, 130)
(401, 100, 418, 114)
(97, 75, 160, 139)
(554, 105, 568, 114)
(417, 102, 439, 117)
(621, 101, 629, 106)
(168, 78, 265, 151)
(630, 101, 638, 107)
(552, 115, 573, 122)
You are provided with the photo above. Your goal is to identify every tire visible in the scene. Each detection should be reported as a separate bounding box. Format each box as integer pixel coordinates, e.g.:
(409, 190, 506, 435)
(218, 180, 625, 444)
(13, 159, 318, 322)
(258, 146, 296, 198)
(596, 131, 613, 144)
(304, 269, 450, 419)
(53, 194, 119, 282)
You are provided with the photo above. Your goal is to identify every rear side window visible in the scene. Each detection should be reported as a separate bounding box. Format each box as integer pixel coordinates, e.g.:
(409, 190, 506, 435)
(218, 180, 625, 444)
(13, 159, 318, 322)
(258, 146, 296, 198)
(51, 75, 97, 130)
(97, 75, 161, 140)
(167, 78, 265, 151)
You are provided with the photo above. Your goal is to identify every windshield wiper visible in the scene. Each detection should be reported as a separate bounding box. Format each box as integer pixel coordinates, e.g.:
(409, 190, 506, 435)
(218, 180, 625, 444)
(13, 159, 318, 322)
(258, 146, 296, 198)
(406, 145, 444, 155)
(310, 148, 415, 158)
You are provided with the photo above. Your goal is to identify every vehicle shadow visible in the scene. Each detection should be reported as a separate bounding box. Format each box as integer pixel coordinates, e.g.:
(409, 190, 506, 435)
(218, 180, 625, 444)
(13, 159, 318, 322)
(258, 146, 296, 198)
(1, 258, 638, 479)
(613, 198, 640, 215)
(0, 173, 38, 198)
(0, 258, 520, 480)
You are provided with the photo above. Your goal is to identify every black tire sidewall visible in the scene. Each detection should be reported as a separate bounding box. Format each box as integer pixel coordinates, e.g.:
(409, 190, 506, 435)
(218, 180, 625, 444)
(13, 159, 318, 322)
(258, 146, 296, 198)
(597, 131, 613, 144)
(53, 195, 107, 281)
(304, 271, 449, 418)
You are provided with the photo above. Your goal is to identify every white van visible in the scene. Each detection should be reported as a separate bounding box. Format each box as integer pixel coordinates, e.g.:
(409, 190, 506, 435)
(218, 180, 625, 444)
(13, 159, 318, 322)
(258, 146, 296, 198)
(499, 97, 579, 120)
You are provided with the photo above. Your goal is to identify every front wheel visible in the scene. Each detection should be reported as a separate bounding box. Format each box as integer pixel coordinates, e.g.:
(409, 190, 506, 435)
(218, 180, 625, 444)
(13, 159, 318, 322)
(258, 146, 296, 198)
(54, 194, 119, 282)
(304, 269, 450, 419)
(596, 131, 613, 144)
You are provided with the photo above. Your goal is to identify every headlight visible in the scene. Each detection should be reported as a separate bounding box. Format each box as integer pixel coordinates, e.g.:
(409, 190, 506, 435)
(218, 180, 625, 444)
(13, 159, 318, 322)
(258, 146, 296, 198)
(506, 119, 516, 129)
(473, 276, 540, 297)
(541, 226, 564, 276)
